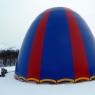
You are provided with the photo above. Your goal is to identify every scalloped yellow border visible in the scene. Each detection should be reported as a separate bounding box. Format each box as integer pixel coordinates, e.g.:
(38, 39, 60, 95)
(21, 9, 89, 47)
(40, 79, 56, 83)
(75, 77, 89, 82)
(57, 78, 74, 83)
(15, 74, 95, 83)
(90, 76, 95, 80)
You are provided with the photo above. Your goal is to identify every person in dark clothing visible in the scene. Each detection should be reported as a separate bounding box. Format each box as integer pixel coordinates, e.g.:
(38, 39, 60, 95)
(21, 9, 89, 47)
(0, 63, 7, 77)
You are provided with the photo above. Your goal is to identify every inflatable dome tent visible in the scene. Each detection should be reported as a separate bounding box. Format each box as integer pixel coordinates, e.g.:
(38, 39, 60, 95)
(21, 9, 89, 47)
(15, 7, 95, 83)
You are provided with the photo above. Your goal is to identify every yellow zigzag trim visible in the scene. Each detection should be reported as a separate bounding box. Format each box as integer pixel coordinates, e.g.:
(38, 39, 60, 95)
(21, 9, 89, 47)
(75, 77, 89, 82)
(40, 79, 56, 83)
(57, 78, 74, 83)
(27, 78, 39, 83)
(90, 76, 95, 80)
(15, 74, 95, 83)
(15, 75, 26, 81)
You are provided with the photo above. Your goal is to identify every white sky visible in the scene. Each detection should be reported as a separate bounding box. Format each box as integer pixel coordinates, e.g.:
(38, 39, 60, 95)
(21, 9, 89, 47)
(0, 0, 95, 49)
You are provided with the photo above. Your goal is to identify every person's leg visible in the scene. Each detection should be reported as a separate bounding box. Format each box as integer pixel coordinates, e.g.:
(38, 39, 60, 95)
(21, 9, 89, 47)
(2, 73, 5, 77)
(1, 68, 5, 77)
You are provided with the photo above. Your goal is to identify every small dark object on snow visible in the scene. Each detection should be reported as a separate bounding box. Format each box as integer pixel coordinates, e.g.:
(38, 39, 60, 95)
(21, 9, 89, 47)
(0, 68, 8, 77)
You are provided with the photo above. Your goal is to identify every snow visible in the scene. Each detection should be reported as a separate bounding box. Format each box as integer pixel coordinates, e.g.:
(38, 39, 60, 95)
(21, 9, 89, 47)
(0, 44, 18, 50)
(0, 66, 95, 95)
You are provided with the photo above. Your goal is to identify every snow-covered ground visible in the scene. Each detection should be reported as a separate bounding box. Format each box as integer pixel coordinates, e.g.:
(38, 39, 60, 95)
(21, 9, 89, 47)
(0, 66, 95, 95)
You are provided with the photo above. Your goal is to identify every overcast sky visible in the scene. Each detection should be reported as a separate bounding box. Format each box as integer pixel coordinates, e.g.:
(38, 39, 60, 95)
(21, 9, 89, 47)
(0, 0, 95, 49)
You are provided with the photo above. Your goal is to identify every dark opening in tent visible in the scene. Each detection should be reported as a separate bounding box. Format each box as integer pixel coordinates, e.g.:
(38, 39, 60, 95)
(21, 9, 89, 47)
(15, 7, 95, 83)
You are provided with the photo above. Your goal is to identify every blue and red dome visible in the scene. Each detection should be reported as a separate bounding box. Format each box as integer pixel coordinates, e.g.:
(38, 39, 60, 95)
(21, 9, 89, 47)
(15, 7, 95, 83)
